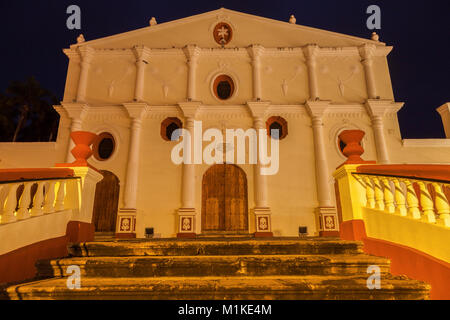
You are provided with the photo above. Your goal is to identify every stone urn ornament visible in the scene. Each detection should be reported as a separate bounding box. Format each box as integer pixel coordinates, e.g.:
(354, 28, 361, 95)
(338, 130, 376, 167)
(56, 131, 98, 168)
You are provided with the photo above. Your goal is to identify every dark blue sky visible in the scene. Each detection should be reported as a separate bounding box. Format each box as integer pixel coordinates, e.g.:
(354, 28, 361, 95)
(0, 0, 448, 138)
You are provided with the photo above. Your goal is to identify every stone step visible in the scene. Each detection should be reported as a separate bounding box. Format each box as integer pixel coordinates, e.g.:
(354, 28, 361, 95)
(36, 254, 390, 278)
(6, 275, 430, 300)
(69, 238, 363, 257)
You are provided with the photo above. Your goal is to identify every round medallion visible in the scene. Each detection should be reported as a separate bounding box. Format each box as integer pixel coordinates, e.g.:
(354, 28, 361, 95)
(213, 22, 233, 45)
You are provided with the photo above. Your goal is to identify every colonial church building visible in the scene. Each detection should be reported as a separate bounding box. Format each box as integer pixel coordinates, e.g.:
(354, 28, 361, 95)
(2, 8, 449, 239)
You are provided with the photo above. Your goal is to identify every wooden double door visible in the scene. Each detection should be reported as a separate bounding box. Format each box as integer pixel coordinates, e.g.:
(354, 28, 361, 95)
(202, 164, 248, 233)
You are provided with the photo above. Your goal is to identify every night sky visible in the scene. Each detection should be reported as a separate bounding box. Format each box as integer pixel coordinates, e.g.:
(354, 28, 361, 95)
(0, 0, 448, 139)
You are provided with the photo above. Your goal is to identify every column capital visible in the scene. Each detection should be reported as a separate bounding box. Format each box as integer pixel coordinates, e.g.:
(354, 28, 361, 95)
(178, 101, 202, 119)
(132, 45, 151, 62)
(247, 101, 271, 119)
(247, 44, 265, 60)
(123, 102, 150, 120)
(305, 100, 331, 119)
(77, 46, 95, 65)
(61, 102, 90, 120)
(358, 44, 377, 61)
(365, 99, 404, 118)
(183, 44, 202, 62)
(303, 44, 320, 62)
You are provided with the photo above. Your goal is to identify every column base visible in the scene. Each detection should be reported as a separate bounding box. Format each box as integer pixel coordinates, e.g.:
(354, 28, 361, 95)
(254, 207, 272, 235)
(316, 207, 340, 237)
(178, 208, 196, 235)
(116, 208, 137, 238)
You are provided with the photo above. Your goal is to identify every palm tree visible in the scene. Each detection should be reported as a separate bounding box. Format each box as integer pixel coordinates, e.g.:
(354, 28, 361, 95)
(0, 93, 15, 141)
(5, 77, 58, 142)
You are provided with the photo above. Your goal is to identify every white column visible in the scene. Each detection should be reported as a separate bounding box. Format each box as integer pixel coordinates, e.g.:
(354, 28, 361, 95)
(133, 46, 150, 102)
(303, 45, 320, 100)
(123, 118, 143, 209)
(183, 45, 201, 101)
(247, 101, 272, 236)
(177, 102, 201, 236)
(253, 117, 269, 208)
(122, 103, 148, 209)
(181, 117, 196, 209)
(76, 47, 94, 103)
(359, 44, 378, 99)
(248, 45, 264, 100)
(306, 102, 333, 208)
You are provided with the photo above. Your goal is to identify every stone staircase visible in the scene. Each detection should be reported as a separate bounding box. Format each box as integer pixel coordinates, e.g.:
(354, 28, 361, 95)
(5, 237, 430, 300)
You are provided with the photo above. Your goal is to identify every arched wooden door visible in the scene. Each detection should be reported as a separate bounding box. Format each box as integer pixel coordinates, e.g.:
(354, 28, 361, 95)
(92, 170, 120, 232)
(202, 164, 248, 233)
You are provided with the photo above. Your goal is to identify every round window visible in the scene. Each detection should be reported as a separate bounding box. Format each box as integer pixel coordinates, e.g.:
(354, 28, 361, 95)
(213, 75, 234, 100)
(93, 132, 115, 161)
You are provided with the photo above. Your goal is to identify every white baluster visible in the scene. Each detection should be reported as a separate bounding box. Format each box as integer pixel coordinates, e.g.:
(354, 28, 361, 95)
(405, 180, 421, 219)
(2, 183, 19, 224)
(433, 183, 450, 228)
(373, 177, 384, 211)
(382, 178, 395, 213)
(43, 181, 57, 214)
(417, 181, 436, 223)
(393, 179, 407, 216)
(30, 182, 45, 217)
(54, 180, 66, 212)
(17, 182, 33, 220)
(364, 177, 375, 208)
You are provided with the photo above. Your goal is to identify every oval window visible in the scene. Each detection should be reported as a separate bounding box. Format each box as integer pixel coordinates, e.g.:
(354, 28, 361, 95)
(161, 118, 183, 141)
(266, 116, 288, 140)
(93, 132, 115, 161)
(213, 75, 234, 100)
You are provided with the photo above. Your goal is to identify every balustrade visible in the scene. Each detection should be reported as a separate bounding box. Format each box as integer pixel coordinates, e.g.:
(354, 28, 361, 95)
(355, 173, 450, 228)
(0, 178, 76, 225)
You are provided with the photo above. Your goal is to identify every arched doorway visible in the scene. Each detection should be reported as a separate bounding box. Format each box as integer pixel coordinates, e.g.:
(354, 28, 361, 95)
(92, 170, 120, 232)
(202, 164, 248, 233)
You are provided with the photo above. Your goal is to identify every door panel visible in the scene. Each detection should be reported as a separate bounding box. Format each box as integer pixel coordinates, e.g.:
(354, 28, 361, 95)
(92, 171, 120, 232)
(202, 164, 248, 233)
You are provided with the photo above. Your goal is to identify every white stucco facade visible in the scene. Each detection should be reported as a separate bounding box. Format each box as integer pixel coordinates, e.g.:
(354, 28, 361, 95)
(1, 8, 449, 238)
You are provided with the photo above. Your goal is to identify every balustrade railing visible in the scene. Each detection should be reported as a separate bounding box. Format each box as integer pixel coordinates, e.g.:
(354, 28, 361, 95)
(353, 166, 450, 228)
(0, 177, 79, 225)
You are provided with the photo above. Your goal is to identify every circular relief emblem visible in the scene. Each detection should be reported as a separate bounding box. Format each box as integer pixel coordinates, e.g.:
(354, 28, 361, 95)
(213, 22, 233, 45)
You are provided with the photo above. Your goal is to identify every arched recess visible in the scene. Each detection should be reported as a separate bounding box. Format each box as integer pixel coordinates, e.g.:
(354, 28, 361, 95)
(202, 164, 248, 233)
(92, 170, 120, 232)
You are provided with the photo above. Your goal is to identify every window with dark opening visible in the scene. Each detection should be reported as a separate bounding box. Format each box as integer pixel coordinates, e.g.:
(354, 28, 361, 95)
(161, 117, 183, 141)
(213, 75, 234, 100)
(266, 116, 288, 140)
(93, 132, 115, 161)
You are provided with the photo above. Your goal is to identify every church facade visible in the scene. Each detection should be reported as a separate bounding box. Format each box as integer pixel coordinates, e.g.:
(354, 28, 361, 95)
(1, 8, 449, 239)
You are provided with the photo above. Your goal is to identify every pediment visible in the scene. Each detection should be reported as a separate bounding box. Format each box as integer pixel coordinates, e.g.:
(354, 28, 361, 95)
(71, 8, 384, 50)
